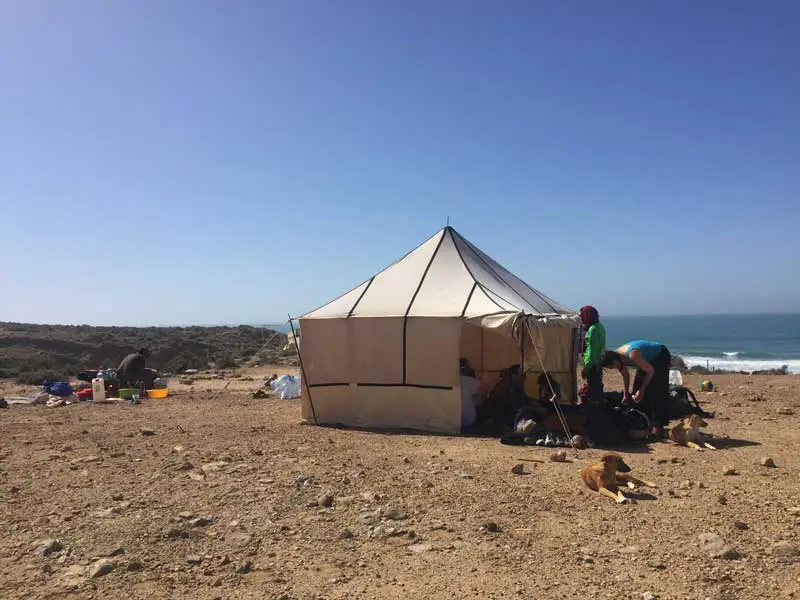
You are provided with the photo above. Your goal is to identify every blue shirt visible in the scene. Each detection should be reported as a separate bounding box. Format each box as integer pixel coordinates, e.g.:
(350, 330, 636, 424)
(625, 340, 664, 363)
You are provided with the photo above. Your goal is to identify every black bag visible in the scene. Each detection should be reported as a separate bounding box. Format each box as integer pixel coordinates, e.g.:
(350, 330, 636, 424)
(668, 386, 714, 419)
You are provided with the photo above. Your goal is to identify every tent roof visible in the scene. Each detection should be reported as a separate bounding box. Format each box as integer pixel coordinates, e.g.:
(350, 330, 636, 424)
(300, 226, 578, 321)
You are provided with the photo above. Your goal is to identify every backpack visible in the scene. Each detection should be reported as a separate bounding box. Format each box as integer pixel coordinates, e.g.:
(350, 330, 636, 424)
(668, 385, 714, 419)
(43, 381, 73, 397)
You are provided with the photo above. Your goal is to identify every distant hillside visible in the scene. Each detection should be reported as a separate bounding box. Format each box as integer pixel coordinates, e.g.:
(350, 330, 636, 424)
(0, 322, 292, 384)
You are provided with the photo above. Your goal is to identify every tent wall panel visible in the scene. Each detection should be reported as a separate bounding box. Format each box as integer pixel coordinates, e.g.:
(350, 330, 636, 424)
(298, 318, 349, 385)
(351, 317, 404, 384)
(405, 317, 461, 388)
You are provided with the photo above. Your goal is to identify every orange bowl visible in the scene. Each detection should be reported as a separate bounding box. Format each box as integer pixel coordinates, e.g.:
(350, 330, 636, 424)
(146, 388, 169, 399)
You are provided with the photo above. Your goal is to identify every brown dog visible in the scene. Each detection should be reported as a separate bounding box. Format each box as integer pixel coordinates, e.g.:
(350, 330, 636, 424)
(581, 453, 657, 504)
(669, 414, 716, 450)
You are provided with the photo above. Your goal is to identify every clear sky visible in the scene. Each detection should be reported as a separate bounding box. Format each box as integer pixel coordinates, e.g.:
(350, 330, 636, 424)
(2, 0, 798, 325)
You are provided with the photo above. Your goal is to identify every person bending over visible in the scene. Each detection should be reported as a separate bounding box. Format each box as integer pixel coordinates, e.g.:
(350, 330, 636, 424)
(117, 348, 157, 393)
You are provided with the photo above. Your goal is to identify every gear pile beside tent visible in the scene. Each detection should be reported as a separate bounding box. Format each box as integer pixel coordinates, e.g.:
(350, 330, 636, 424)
(295, 226, 581, 433)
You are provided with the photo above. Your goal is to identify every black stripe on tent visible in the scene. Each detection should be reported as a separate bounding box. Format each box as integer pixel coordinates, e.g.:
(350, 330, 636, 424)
(461, 282, 478, 317)
(402, 230, 447, 384)
(308, 383, 350, 388)
(448, 228, 507, 311)
(459, 233, 560, 314)
(357, 383, 453, 390)
(347, 276, 374, 318)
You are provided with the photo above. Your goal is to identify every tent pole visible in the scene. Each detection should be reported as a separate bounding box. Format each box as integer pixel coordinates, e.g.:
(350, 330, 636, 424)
(519, 315, 525, 370)
(288, 315, 318, 425)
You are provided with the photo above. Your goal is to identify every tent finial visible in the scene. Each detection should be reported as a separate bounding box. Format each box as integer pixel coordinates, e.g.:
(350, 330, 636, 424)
(446, 215, 450, 227)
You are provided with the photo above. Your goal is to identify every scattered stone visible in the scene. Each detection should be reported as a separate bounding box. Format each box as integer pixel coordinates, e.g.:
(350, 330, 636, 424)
(721, 466, 737, 476)
(236, 560, 253, 574)
(402, 456, 410, 464)
(173, 445, 185, 453)
(787, 507, 800, 516)
(111, 493, 124, 501)
(642, 592, 658, 600)
(511, 463, 525, 475)
(648, 562, 667, 570)
(39, 538, 63, 556)
(550, 451, 567, 463)
(89, 558, 116, 578)
(760, 457, 777, 468)
(187, 555, 202, 565)
(189, 516, 215, 527)
(732, 521, 749, 531)
(698, 533, 741, 560)
(126, 560, 144, 572)
(383, 506, 407, 521)
(770, 541, 799, 559)
(482, 521, 501, 533)
(318, 494, 334, 508)
(680, 480, 693, 489)
(717, 495, 728, 505)
(140, 428, 156, 436)
(90, 546, 124, 559)
(619, 545, 640, 555)
(60, 564, 87, 588)
(360, 491, 381, 503)
(201, 461, 229, 473)
(409, 543, 433, 554)
(178, 511, 195, 520)
(777, 408, 794, 415)
(338, 529, 354, 540)
(458, 472, 474, 479)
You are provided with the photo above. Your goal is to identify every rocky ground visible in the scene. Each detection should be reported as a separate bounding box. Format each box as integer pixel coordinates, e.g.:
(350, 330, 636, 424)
(1, 369, 799, 600)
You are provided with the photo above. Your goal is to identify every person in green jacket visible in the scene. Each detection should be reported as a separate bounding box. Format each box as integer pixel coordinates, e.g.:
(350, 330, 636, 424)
(580, 305, 606, 404)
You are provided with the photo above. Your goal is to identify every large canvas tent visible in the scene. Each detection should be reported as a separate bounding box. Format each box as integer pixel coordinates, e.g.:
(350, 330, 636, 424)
(296, 226, 581, 433)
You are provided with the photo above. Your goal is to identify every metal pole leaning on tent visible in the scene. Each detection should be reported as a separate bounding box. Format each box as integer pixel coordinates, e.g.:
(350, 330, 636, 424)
(288, 315, 318, 425)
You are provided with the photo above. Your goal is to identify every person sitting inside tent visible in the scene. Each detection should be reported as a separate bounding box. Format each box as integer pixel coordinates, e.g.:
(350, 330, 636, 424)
(537, 372, 561, 402)
(459, 358, 481, 429)
(486, 364, 527, 428)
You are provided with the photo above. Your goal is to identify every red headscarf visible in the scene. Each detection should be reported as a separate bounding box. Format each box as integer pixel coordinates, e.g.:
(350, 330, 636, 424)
(579, 305, 599, 353)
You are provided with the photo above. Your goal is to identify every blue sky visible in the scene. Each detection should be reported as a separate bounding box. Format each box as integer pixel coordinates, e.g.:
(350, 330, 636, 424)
(1, 0, 798, 325)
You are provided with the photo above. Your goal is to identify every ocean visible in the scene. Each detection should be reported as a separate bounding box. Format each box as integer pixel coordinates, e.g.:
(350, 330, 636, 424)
(259, 314, 800, 374)
(604, 314, 800, 374)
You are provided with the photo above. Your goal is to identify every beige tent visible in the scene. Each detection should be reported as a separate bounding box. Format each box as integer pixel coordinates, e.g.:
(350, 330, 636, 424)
(296, 226, 581, 433)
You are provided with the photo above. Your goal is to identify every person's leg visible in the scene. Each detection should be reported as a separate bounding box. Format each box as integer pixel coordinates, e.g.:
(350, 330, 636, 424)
(586, 366, 603, 404)
(651, 349, 672, 428)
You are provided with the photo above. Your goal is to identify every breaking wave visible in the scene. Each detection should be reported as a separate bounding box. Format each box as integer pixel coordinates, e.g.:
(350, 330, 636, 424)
(681, 355, 800, 374)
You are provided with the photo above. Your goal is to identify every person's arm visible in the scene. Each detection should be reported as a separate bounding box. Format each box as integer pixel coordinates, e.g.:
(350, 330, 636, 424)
(628, 350, 655, 400)
(619, 365, 632, 401)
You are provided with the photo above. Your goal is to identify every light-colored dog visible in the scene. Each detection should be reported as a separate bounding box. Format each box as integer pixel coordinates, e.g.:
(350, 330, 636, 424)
(669, 414, 716, 450)
(580, 453, 657, 504)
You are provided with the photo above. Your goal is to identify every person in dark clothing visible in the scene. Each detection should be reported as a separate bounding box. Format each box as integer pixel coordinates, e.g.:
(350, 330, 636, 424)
(600, 341, 672, 437)
(117, 348, 156, 391)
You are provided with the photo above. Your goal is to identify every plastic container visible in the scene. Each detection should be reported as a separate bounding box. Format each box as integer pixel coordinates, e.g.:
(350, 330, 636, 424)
(146, 388, 169, 399)
(668, 370, 683, 387)
(269, 374, 301, 399)
(119, 388, 138, 400)
(91, 378, 106, 402)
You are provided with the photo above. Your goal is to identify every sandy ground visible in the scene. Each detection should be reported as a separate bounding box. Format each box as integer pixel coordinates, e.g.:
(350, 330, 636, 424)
(1, 368, 799, 600)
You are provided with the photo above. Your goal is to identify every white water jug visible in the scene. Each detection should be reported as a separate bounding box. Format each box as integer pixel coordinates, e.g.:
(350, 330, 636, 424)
(91, 377, 106, 402)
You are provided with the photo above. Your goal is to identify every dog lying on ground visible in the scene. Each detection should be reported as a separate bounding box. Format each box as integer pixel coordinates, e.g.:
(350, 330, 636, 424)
(669, 414, 717, 450)
(581, 453, 657, 504)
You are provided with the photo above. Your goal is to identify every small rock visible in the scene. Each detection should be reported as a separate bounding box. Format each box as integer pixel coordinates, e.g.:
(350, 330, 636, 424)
(187, 555, 202, 565)
(140, 428, 156, 436)
(648, 562, 667, 570)
(126, 560, 144, 572)
(383, 506, 406, 521)
(680, 480, 693, 489)
(511, 464, 525, 475)
(90, 546, 124, 559)
(402, 456, 410, 464)
(189, 516, 215, 527)
(760, 457, 777, 468)
(338, 529, 354, 540)
(550, 451, 567, 463)
(178, 511, 195, 520)
(39, 538, 63, 556)
(60, 564, 87, 588)
(236, 560, 253, 574)
(89, 558, 115, 578)
(787, 507, 800, 515)
(770, 541, 799, 558)
(777, 408, 794, 415)
(111, 493, 124, 501)
(732, 521, 749, 531)
(318, 494, 334, 508)
(698, 533, 740, 560)
(721, 466, 737, 476)
(619, 545, 640, 555)
(482, 521, 501, 533)
(642, 592, 658, 600)
(409, 543, 432, 554)
(717, 495, 728, 505)
(173, 445, 185, 452)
